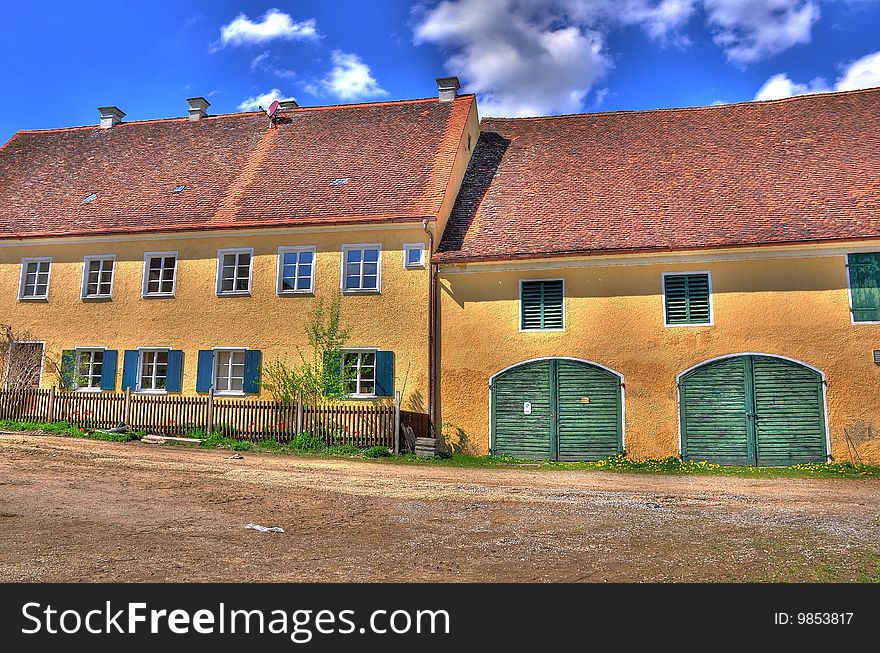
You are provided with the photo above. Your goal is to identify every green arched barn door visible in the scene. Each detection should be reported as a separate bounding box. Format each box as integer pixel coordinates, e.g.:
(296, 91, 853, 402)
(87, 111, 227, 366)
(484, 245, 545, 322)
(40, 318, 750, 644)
(680, 355, 827, 466)
(491, 359, 623, 461)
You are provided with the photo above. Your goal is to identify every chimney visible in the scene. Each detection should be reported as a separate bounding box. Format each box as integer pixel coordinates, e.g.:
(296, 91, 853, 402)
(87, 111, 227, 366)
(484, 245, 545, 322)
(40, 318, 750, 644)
(436, 76, 460, 102)
(278, 99, 299, 111)
(98, 106, 125, 129)
(187, 97, 210, 121)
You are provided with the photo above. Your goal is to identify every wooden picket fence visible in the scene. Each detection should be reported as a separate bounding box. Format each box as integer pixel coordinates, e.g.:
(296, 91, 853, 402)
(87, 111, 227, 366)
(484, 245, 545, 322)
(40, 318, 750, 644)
(0, 388, 431, 451)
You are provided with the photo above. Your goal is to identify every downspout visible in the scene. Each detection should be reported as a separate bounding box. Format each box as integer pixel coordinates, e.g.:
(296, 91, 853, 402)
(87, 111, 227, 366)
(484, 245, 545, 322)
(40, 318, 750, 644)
(423, 219, 436, 438)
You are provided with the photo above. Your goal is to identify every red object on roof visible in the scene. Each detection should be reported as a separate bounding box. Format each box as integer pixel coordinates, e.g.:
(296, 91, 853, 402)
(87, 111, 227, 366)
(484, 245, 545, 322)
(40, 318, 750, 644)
(435, 87, 880, 263)
(266, 100, 279, 118)
(0, 95, 474, 240)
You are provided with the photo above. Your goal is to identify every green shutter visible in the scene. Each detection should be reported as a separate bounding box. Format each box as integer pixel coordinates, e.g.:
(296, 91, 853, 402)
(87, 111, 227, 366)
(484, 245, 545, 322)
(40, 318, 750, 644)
(520, 280, 564, 330)
(848, 253, 880, 322)
(555, 360, 623, 461)
(492, 360, 554, 459)
(664, 274, 710, 325)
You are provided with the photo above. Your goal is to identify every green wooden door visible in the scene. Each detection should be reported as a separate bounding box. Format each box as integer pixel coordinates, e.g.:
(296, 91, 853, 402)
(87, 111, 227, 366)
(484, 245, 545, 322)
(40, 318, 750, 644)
(556, 360, 623, 461)
(492, 359, 622, 461)
(680, 355, 827, 466)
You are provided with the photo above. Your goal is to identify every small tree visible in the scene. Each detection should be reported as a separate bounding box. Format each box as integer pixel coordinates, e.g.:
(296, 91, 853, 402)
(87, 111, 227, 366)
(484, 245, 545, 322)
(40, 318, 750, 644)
(0, 324, 61, 391)
(261, 298, 352, 404)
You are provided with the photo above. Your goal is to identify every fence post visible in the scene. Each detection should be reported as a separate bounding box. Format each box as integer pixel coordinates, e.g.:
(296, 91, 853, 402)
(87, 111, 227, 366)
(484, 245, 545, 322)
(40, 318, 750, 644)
(123, 387, 132, 426)
(296, 390, 303, 436)
(206, 388, 214, 434)
(47, 386, 56, 423)
(394, 391, 401, 454)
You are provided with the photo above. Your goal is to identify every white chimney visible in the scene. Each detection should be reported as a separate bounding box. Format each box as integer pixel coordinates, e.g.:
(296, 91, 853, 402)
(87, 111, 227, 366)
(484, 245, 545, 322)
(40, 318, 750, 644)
(278, 99, 299, 110)
(98, 106, 125, 129)
(187, 97, 210, 121)
(436, 76, 460, 102)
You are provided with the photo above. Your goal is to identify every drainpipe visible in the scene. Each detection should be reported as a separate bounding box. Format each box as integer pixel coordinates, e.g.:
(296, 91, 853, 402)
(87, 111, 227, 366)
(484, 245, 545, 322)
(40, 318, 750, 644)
(423, 219, 436, 438)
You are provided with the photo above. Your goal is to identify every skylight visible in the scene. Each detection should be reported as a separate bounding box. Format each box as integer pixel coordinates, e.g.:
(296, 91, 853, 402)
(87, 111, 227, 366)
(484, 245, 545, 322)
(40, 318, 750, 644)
(330, 178, 350, 187)
(81, 193, 97, 205)
(172, 185, 186, 193)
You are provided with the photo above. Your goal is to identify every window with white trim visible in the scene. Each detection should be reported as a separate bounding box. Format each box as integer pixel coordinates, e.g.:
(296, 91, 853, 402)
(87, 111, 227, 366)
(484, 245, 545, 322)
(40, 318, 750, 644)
(138, 349, 169, 392)
(82, 256, 114, 299)
(143, 253, 177, 296)
(217, 249, 253, 295)
(278, 247, 315, 293)
(215, 349, 246, 393)
(19, 258, 51, 299)
(342, 245, 380, 292)
(342, 350, 376, 397)
(403, 243, 426, 269)
(5, 341, 44, 389)
(75, 349, 104, 390)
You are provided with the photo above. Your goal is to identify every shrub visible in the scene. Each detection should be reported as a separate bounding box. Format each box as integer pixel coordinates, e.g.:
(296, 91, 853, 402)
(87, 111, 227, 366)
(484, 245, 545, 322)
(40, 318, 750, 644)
(326, 444, 361, 456)
(362, 445, 391, 458)
(292, 431, 327, 452)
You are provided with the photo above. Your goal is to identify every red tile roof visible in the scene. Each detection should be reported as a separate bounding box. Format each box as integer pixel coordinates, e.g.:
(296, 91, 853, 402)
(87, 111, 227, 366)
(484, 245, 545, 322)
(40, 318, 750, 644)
(0, 95, 474, 240)
(436, 88, 880, 263)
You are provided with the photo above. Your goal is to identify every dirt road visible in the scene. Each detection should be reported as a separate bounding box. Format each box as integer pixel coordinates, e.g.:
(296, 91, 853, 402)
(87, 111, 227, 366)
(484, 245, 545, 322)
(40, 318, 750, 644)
(1, 434, 878, 582)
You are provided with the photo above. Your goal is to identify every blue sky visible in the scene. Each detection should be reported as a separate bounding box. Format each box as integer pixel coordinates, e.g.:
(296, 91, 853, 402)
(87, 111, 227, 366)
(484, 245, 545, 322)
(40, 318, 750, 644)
(1, 1, 878, 144)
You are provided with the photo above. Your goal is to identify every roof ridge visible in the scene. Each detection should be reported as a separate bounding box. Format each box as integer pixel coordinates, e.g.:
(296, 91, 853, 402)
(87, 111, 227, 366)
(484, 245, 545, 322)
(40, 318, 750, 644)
(481, 86, 880, 124)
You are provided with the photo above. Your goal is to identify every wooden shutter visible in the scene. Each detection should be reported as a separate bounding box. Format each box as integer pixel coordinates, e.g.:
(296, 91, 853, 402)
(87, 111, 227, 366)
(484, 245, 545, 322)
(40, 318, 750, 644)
(848, 253, 880, 322)
(555, 360, 623, 461)
(100, 350, 118, 390)
(165, 350, 184, 393)
(243, 350, 262, 394)
(521, 280, 564, 330)
(60, 350, 75, 390)
(121, 350, 139, 391)
(195, 350, 215, 393)
(375, 351, 395, 397)
(664, 274, 710, 324)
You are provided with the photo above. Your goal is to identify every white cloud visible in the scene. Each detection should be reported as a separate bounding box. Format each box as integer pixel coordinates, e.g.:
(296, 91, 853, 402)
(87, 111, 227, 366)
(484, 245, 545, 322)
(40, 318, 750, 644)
(703, 0, 819, 63)
(250, 51, 270, 70)
(320, 51, 388, 101)
(835, 50, 880, 91)
(215, 9, 319, 50)
(753, 49, 880, 101)
(237, 89, 293, 112)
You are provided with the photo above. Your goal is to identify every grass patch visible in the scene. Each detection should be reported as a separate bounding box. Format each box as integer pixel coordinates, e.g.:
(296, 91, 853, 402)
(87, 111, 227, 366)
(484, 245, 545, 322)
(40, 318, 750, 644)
(0, 419, 138, 442)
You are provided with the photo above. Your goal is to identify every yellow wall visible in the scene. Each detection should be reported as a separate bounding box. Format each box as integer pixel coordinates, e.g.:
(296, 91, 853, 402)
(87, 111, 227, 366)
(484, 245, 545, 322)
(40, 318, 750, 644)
(0, 226, 430, 412)
(438, 250, 880, 463)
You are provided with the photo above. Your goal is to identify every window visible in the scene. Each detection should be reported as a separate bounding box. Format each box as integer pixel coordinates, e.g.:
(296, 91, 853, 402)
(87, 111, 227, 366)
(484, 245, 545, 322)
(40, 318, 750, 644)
(277, 247, 316, 294)
(663, 273, 712, 326)
(343, 350, 376, 397)
(848, 253, 880, 323)
(75, 349, 104, 390)
(520, 279, 564, 330)
(214, 349, 246, 394)
(4, 341, 44, 389)
(82, 256, 115, 299)
(217, 248, 253, 295)
(403, 243, 426, 269)
(19, 258, 51, 299)
(138, 349, 169, 392)
(143, 252, 177, 297)
(341, 245, 381, 292)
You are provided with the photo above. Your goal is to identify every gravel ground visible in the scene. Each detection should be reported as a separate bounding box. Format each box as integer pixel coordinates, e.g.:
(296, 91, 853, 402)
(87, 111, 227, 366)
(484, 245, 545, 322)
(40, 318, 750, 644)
(0, 434, 878, 582)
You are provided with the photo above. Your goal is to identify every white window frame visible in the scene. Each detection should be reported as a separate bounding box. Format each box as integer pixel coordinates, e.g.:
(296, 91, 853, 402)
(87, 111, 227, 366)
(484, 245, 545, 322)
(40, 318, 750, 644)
(403, 243, 426, 269)
(142, 251, 178, 298)
(340, 244, 382, 293)
(73, 347, 106, 392)
(81, 255, 116, 300)
(4, 340, 45, 389)
(518, 278, 566, 332)
(136, 347, 171, 394)
(216, 248, 254, 296)
(18, 257, 52, 300)
(211, 347, 249, 396)
(276, 246, 317, 295)
(341, 348, 378, 399)
(661, 271, 714, 328)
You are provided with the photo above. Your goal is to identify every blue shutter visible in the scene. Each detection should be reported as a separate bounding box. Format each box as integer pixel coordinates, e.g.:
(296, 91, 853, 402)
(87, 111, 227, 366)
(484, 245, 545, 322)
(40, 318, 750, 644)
(121, 350, 139, 390)
(196, 350, 215, 393)
(165, 350, 184, 392)
(100, 350, 118, 390)
(243, 349, 262, 394)
(375, 351, 395, 397)
(60, 350, 75, 390)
